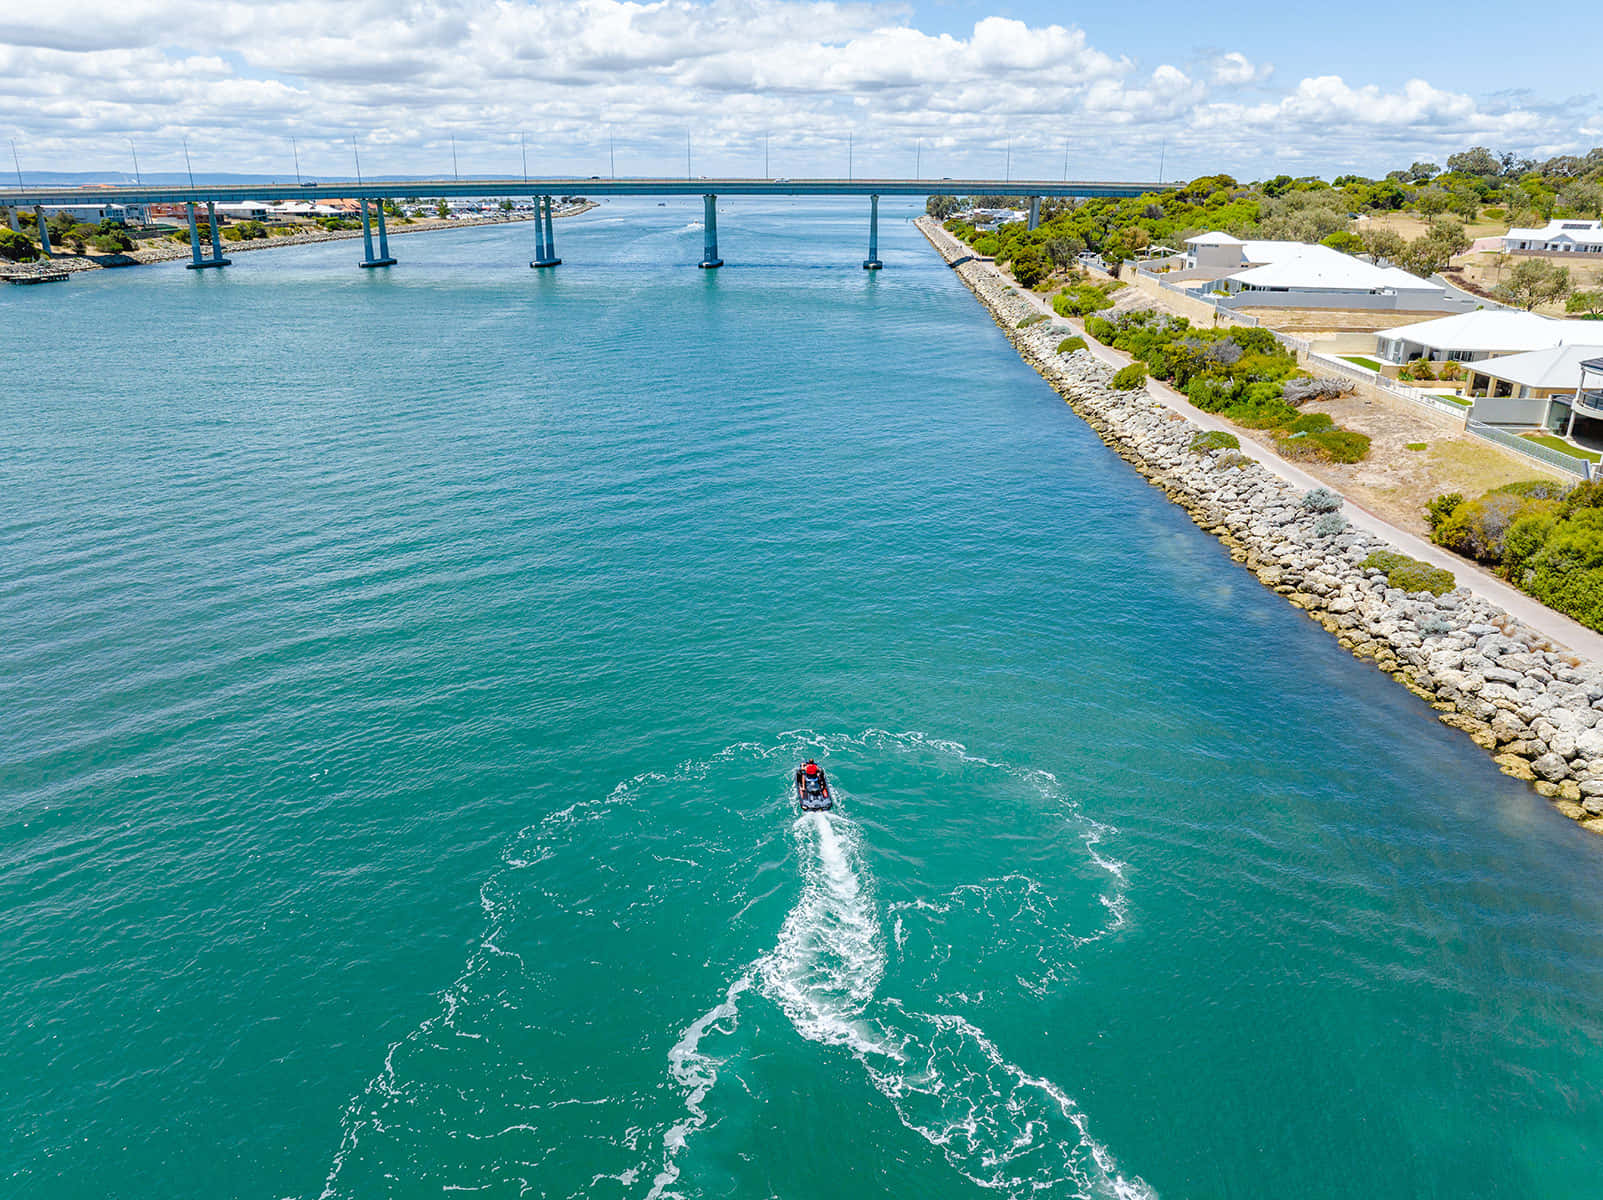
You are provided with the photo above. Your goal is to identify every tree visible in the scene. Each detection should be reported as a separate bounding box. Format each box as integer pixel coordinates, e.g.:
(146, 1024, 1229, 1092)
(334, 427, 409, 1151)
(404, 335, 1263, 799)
(1566, 290, 1603, 318)
(1043, 234, 1085, 267)
(1398, 219, 1470, 277)
(1415, 186, 1451, 221)
(1540, 155, 1587, 179)
(435, 200, 449, 218)
(1010, 245, 1049, 289)
(1560, 182, 1603, 220)
(1322, 230, 1363, 254)
(925, 195, 960, 220)
(1446, 146, 1502, 177)
(1493, 258, 1572, 310)
(1360, 226, 1406, 265)
(1407, 161, 1440, 183)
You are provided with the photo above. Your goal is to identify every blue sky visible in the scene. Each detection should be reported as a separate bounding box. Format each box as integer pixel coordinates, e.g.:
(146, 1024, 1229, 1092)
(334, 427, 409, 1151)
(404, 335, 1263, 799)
(3, 0, 1598, 182)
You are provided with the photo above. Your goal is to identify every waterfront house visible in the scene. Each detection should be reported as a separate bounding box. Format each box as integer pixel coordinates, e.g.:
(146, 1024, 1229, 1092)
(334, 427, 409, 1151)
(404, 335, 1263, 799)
(1502, 218, 1603, 256)
(1375, 310, 1601, 365)
(1176, 232, 1466, 313)
(1463, 343, 1603, 427)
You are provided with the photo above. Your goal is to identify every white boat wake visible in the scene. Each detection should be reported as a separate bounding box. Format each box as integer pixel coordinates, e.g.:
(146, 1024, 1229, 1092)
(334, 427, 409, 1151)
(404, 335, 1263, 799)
(651, 802, 1151, 1199)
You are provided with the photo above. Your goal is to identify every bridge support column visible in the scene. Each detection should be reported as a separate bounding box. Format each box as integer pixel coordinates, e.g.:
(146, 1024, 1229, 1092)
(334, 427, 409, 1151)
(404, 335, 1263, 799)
(1027, 197, 1041, 231)
(34, 208, 51, 257)
(530, 195, 561, 267)
(5, 207, 18, 232)
(206, 201, 229, 266)
(182, 201, 228, 269)
(376, 201, 392, 262)
(358, 199, 396, 267)
(699, 194, 722, 268)
(863, 194, 883, 270)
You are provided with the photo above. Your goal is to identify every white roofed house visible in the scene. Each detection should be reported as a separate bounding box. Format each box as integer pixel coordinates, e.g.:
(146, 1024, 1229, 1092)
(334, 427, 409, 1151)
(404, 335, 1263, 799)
(1464, 344, 1603, 429)
(1502, 219, 1603, 256)
(1375, 311, 1602, 365)
(1177, 231, 1471, 314)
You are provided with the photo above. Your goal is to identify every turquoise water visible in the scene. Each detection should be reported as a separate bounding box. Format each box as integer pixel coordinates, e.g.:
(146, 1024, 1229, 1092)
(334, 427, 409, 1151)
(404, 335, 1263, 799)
(4, 198, 1602, 1200)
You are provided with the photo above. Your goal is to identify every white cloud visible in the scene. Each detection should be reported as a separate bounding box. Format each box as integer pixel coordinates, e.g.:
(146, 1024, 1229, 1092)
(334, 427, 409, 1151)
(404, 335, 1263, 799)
(1210, 51, 1271, 87)
(0, 0, 1593, 179)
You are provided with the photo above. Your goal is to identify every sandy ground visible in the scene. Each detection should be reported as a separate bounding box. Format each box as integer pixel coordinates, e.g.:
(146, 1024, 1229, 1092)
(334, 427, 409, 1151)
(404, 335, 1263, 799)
(1363, 212, 1507, 242)
(1234, 308, 1447, 335)
(1241, 391, 1561, 537)
(1445, 250, 1603, 316)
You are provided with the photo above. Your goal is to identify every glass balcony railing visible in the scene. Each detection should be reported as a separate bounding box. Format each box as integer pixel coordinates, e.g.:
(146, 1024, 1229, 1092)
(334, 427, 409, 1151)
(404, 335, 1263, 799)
(1575, 389, 1603, 418)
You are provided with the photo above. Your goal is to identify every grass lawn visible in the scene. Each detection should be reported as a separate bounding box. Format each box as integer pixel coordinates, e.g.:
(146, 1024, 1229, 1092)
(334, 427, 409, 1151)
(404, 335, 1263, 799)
(1522, 434, 1603, 463)
(1342, 355, 1383, 371)
(1432, 393, 1472, 407)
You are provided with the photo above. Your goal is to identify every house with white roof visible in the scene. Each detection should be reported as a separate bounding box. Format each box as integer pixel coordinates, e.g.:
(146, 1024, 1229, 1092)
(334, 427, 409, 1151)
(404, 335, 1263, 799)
(1464, 343, 1603, 427)
(1375, 311, 1603, 365)
(1177, 231, 1469, 314)
(1502, 219, 1603, 256)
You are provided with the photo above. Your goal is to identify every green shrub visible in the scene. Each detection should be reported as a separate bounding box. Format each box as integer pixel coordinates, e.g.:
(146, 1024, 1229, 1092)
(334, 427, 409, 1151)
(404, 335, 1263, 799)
(1360, 550, 1456, 596)
(1433, 491, 1554, 563)
(1278, 428, 1371, 463)
(973, 234, 1000, 257)
(1052, 284, 1114, 317)
(1056, 336, 1087, 354)
(1521, 509, 1603, 628)
(1405, 442, 1427, 451)
(1224, 383, 1299, 429)
(1018, 313, 1047, 329)
(1084, 316, 1117, 343)
(0, 228, 40, 262)
(1425, 492, 1465, 530)
(1300, 487, 1343, 513)
(1111, 363, 1148, 390)
(1190, 430, 1241, 454)
(1215, 450, 1253, 470)
(1494, 479, 1570, 501)
(1287, 412, 1335, 434)
(1314, 512, 1349, 536)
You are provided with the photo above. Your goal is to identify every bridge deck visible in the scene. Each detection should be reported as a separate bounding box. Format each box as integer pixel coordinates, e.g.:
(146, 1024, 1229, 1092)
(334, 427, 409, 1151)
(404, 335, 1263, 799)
(1, 177, 1169, 207)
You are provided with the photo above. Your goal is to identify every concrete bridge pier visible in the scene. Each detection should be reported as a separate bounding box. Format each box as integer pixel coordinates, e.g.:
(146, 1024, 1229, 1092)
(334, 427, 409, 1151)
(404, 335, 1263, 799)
(863, 194, 883, 270)
(376, 201, 392, 263)
(699, 194, 722, 268)
(184, 201, 229, 269)
(530, 196, 561, 267)
(33, 207, 51, 257)
(1027, 196, 1041, 231)
(358, 200, 396, 268)
(5, 207, 19, 232)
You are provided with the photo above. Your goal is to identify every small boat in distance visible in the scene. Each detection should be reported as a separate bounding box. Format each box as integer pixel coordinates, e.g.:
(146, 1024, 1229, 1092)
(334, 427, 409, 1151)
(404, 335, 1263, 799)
(795, 760, 833, 811)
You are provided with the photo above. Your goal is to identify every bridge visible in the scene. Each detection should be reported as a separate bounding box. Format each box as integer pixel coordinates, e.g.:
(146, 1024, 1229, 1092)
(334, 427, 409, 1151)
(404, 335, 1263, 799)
(1, 177, 1170, 272)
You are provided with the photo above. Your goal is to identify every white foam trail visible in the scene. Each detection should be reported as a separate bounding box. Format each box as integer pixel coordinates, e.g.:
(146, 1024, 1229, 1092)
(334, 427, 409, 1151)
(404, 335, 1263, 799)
(758, 812, 895, 1059)
(646, 970, 754, 1200)
(752, 808, 1153, 1200)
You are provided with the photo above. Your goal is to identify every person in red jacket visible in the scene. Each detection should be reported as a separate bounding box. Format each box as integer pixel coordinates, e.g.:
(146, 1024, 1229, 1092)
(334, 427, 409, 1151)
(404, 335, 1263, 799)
(796, 759, 828, 803)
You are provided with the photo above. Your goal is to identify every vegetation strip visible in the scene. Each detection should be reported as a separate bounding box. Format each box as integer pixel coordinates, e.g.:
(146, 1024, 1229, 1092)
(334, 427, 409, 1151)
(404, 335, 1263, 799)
(918, 215, 1603, 838)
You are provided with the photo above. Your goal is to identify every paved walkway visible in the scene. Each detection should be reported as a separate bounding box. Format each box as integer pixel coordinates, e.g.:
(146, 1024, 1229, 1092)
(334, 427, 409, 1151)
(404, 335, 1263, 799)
(920, 220, 1603, 659)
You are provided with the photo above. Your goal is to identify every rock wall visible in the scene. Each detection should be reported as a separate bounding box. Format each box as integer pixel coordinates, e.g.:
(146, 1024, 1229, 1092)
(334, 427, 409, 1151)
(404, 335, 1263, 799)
(918, 216, 1603, 836)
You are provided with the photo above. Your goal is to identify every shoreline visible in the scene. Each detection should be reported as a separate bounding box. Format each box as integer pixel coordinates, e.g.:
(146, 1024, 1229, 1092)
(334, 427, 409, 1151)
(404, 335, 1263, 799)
(0, 202, 597, 278)
(916, 215, 1603, 837)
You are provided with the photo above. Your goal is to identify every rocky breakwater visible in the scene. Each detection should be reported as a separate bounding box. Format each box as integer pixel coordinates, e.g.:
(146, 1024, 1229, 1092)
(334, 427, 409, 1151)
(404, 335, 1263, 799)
(917, 216, 1603, 835)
